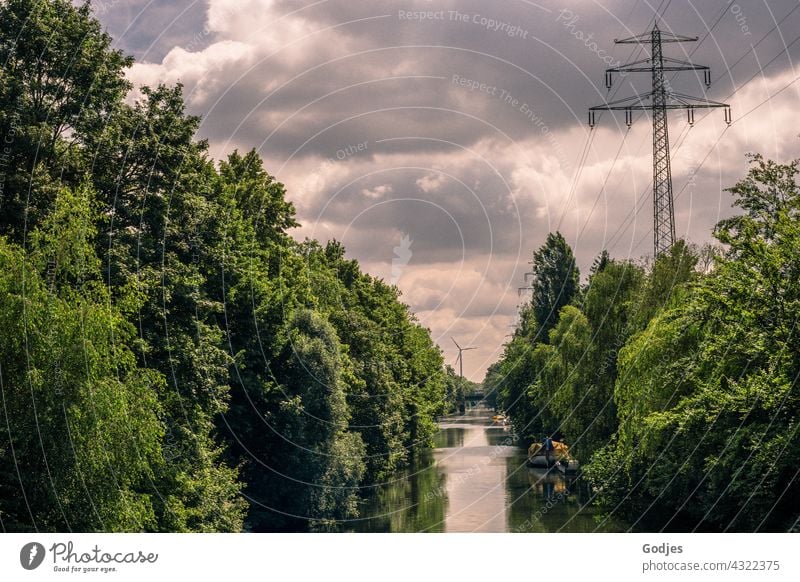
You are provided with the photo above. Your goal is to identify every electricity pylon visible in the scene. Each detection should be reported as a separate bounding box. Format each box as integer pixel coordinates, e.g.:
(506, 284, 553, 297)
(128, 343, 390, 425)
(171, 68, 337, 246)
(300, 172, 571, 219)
(451, 337, 477, 378)
(589, 24, 731, 258)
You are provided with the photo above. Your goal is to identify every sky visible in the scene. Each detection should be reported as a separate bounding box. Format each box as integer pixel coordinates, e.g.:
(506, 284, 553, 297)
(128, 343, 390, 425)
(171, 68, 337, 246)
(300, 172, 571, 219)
(93, 0, 800, 381)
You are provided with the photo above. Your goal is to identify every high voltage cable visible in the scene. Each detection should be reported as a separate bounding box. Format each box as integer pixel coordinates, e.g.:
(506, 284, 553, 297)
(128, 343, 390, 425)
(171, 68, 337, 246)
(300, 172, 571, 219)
(733, 74, 799, 121)
(554, 15, 655, 231)
(575, 127, 631, 242)
(513, 0, 668, 420)
(581, 4, 724, 238)
(581, 121, 692, 254)
(663, 1, 731, 87)
(554, 0, 795, 532)
(667, 8, 800, 131)
(588, 20, 729, 256)
(726, 32, 800, 98)
(630, 127, 730, 251)
(587, 0, 740, 227)
(724, 3, 800, 77)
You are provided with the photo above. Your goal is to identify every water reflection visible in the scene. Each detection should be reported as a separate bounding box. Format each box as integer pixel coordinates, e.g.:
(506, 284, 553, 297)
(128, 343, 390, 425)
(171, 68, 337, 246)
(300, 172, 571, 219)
(434, 426, 466, 449)
(346, 407, 630, 532)
(349, 450, 446, 532)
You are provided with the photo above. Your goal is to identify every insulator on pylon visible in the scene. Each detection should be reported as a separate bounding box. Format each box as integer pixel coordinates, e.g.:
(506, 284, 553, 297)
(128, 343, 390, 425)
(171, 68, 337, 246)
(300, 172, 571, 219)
(625, 109, 633, 127)
(724, 107, 732, 125)
(687, 107, 695, 126)
(606, 71, 613, 89)
(588, 110, 596, 128)
(704, 70, 711, 87)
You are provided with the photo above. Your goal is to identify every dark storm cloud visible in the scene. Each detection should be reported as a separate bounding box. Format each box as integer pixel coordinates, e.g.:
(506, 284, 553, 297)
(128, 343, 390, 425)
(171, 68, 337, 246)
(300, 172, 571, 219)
(109, 0, 800, 151)
(101, 0, 800, 378)
(120, 0, 800, 164)
(92, 0, 211, 61)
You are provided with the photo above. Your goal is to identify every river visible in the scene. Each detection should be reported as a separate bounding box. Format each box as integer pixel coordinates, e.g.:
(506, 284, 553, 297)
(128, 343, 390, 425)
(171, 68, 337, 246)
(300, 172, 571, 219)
(346, 406, 631, 532)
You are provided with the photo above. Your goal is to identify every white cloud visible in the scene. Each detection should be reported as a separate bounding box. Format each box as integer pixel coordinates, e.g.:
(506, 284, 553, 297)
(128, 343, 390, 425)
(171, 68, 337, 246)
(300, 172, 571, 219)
(361, 184, 393, 199)
(416, 172, 447, 193)
(129, 40, 252, 103)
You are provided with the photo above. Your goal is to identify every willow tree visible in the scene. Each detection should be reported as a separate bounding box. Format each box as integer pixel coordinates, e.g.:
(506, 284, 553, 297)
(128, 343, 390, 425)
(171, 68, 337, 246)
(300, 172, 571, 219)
(587, 155, 800, 531)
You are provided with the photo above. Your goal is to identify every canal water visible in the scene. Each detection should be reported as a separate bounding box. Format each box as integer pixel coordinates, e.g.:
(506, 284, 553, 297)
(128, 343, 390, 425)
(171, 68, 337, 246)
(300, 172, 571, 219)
(347, 406, 631, 532)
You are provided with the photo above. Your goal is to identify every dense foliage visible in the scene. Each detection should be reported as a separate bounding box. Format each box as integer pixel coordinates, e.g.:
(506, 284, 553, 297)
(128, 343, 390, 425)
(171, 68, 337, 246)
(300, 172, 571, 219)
(487, 156, 800, 531)
(2, 0, 796, 535)
(0, 0, 453, 532)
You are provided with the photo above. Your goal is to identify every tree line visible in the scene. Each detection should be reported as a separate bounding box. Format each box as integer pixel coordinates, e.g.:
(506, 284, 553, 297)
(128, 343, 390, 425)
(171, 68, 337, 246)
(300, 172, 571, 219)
(485, 155, 800, 531)
(0, 0, 462, 532)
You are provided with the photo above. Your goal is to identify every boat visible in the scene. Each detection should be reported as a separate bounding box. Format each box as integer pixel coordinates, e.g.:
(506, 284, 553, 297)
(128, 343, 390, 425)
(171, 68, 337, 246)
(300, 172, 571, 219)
(556, 458, 580, 475)
(527, 454, 556, 468)
(491, 413, 509, 426)
(527, 440, 570, 468)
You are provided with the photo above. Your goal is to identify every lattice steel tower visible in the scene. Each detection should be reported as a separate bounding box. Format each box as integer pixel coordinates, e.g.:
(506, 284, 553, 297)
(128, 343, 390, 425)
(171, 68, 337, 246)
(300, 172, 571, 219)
(589, 24, 731, 257)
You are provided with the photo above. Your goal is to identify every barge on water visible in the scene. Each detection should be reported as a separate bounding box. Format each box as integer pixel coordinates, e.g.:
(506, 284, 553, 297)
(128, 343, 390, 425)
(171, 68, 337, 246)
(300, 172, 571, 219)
(527, 440, 572, 469)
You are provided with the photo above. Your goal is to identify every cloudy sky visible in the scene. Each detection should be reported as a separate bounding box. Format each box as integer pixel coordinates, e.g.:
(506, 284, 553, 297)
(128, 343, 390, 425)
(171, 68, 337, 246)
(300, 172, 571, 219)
(94, 0, 800, 380)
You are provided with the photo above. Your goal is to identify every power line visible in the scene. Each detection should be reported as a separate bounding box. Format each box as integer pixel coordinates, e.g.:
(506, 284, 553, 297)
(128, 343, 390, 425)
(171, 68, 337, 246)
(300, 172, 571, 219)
(625, 66, 795, 253)
(724, 3, 800, 78)
(576, 127, 632, 243)
(664, 9, 800, 132)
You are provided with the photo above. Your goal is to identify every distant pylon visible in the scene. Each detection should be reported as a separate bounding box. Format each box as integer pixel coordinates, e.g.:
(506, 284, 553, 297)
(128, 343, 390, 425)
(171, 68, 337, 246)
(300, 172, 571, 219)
(589, 24, 731, 258)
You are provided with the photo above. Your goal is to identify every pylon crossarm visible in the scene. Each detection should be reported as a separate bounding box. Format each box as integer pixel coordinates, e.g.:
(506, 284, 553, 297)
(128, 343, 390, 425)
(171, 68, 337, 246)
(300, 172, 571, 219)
(615, 31, 698, 44)
(590, 92, 653, 110)
(613, 31, 654, 44)
(668, 92, 730, 108)
(593, 103, 728, 112)
(662, 57, 710, 70)
(591, 92, 730, 111)
(656, 31, 699, 43)
(609, 59, 709, 74)
(606, 57, 652, 73)
(611, 65, 709, 73)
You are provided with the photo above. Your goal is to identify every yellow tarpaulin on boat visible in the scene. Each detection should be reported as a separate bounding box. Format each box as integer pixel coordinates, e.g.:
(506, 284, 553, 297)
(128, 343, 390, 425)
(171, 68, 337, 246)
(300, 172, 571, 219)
(528, 441, 569, 458)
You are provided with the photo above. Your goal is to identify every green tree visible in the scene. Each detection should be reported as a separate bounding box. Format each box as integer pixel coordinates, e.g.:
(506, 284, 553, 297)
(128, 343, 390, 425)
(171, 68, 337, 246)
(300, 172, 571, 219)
(309, 241, 448, 479)
(531, 232, 580, 337)
(485, 335, 541, 438)
(577, 258, 645, 457)
(91, 85, 247, 532)
(532, 305, 593, 442)
(631, 239, 698, 329)
(0, 0, 132, 240)
(486, 233, 581, 440)
(519, 257, 644, 461)
(255, 309, 366, 530)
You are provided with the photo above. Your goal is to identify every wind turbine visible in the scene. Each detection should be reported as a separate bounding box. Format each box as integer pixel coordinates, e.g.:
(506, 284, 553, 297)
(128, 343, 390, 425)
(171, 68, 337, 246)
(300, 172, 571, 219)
(451, 337, 477, 379)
